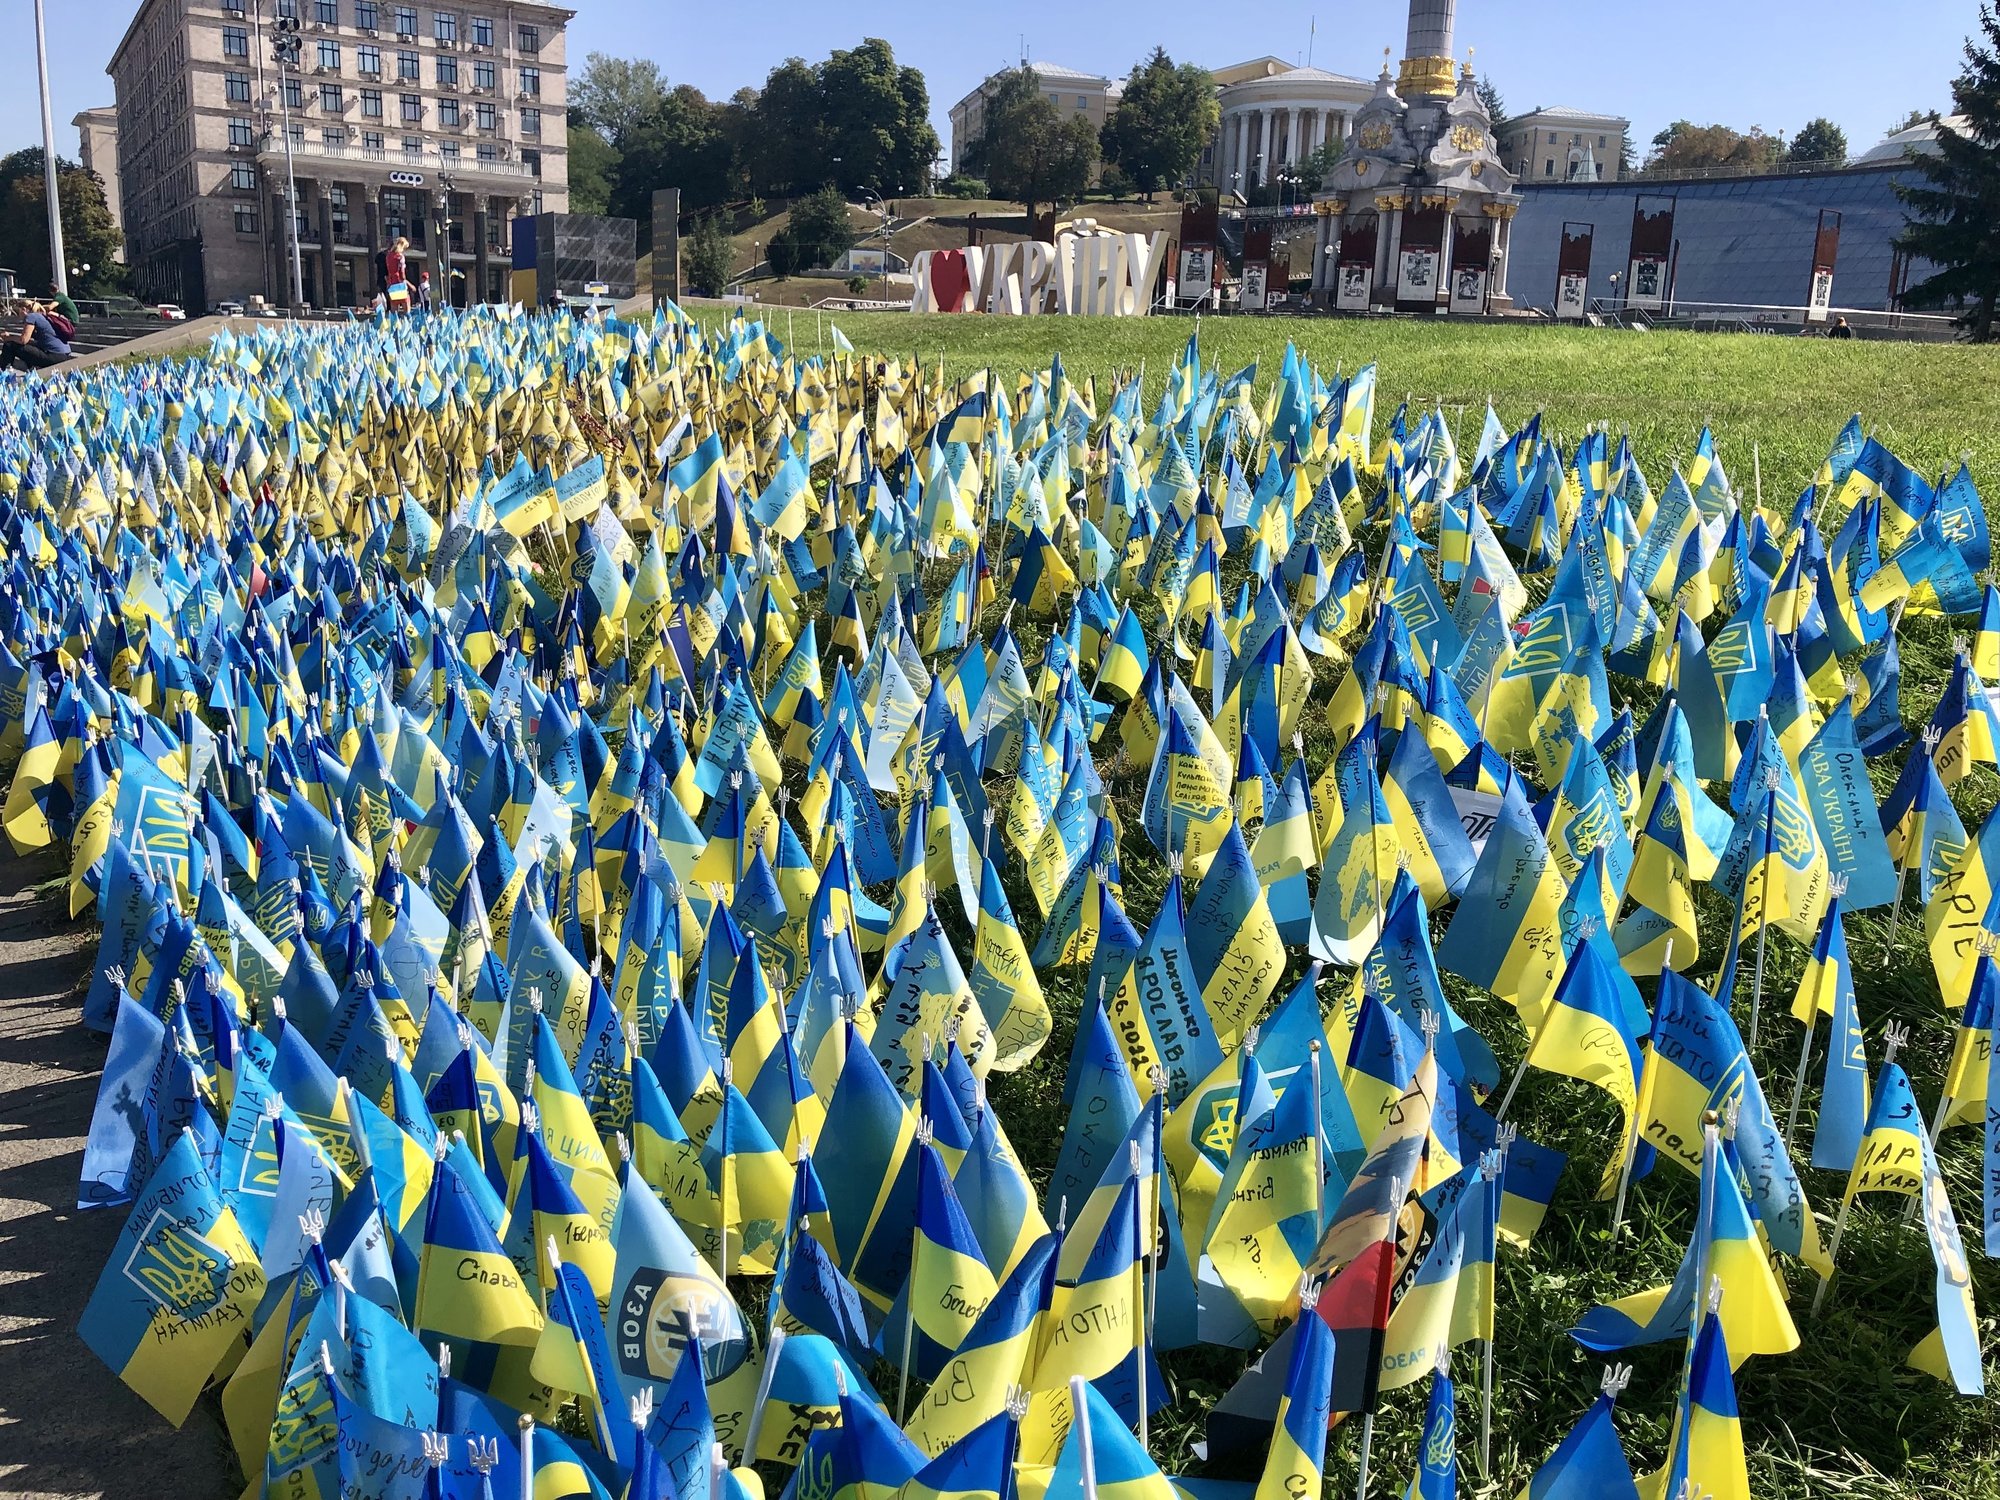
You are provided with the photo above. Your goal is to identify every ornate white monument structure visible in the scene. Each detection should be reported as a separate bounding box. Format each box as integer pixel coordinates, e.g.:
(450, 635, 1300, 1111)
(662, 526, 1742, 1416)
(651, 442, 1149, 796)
(1308, 0, 1520, 314)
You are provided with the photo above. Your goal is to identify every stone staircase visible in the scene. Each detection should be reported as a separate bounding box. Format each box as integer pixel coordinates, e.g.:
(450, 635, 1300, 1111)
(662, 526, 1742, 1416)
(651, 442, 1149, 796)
(64, 316, 189, 358)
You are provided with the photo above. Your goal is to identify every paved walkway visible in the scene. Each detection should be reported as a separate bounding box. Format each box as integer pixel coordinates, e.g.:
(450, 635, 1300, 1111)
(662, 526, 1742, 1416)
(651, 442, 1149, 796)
(0, 850, 236, 1499)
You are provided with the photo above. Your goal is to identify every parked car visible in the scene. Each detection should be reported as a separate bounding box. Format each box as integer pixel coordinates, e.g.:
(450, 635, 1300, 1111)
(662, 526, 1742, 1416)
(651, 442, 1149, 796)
(100, 295, 146, 316)
(212, 300, 246, 316)
(156, 303, 188, 321)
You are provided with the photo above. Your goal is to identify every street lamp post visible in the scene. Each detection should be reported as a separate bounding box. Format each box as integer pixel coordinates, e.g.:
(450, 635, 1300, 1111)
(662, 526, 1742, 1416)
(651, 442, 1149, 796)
(271, 14, 307, 309)
(436, 171, 457, 307)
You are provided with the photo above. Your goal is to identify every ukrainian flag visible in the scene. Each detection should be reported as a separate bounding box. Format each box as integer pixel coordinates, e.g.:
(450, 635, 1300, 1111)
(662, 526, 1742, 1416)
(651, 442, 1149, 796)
(905, 1235, 1057, 1457)
(414, 1148, 544, 1347)
(1655, 1309, 1750, 1500)
(1575, 1126, 1797, 1367)
(1516, 1378, 1641, 1500)
(1250, 1288, 1334, 1500)
(78, 1130, 269, 1426)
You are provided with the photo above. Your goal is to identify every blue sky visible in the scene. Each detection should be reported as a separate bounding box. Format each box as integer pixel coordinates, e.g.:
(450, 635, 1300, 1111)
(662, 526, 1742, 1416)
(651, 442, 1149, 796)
(16, 1, 1979, 171)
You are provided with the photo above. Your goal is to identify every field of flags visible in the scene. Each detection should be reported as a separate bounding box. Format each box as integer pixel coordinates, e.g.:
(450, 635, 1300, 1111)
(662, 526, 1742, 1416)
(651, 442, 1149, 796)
(7, 300, 1998, 1500)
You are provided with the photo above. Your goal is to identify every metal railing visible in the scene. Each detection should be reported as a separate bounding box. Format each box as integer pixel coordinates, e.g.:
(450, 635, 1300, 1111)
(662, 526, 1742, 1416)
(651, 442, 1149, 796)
(256, 138, 534, 178)
(1585, 295, 1960, 339)
(1619, 155, 1854, 183)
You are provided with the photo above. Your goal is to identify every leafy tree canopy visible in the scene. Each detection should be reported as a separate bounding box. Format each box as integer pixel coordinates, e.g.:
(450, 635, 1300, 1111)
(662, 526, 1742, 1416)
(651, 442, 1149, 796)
(1786, 117, 1848, 164)
(0, 150, 124, 297)
(1896, 3, 2000, 339)
(964, 67, 1099, 220)
(1100, 49, 1219, 198)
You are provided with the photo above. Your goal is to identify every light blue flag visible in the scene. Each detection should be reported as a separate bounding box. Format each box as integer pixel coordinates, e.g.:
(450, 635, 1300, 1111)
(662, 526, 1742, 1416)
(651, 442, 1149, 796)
(1807, 900, 1871, 1174)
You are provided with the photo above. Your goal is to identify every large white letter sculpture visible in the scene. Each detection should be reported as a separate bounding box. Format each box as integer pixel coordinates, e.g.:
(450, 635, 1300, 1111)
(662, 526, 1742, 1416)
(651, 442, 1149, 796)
(910, 222, 1169, 316)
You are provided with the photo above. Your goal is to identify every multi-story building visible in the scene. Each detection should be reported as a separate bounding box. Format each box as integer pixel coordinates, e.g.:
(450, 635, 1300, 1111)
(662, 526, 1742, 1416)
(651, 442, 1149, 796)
(948, 61, 1120, 177)
(71, 107, 128, 258)
(1205, 56, 1372, 195)
(1496, 106, 1629, 183)
(107, 0, 572, 311)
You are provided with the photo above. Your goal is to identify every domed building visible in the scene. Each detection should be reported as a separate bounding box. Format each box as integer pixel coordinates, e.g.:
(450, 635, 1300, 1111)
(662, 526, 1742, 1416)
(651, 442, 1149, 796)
(1204, 57, 1374, 195)
(1852, 114, 1968, 166)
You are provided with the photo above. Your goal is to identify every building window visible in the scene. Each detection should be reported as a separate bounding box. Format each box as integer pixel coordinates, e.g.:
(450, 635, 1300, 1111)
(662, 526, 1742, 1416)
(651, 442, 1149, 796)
(276, 0, 298, 17)
(223, 24, 249, 56)
(1599, 134, 1607, 148)
(288, 124, 305, 147)
(402, 136, 422, 159)
(439, 140, 460, 164)
(322, 128, 344, 148)
(521, 148, 539, 177)
(1547, 131, 1557, 144)
(475, 101, 496, 130)
(434, 10, 457, 41)
(281, 77, 304, 109)
(438, 97, 460, 126)
(362, 130, 383, 151)
(472, 59, 495, 90)
(476, 143, 499, 162)
(230, 162, 257, 191)
(393, 5, 417, 35)
(470, 15, 491, 45)
(518, 66, 539, 97)
(520, 106, 539, 136)
(1544, 158, 1555, 175)
(397, 49, 419, 79)
(222, 0, 245, 12)
(315, 0, 338, 22)
(225, 70, 252, 103)
(330, 186, 349, 236)
(361, 87, 383, 116)
(234, 204, 259, 234)
(320, 83, 343, 111)
(357, 0, 378, 27)
(357, 44, 381, 75)
(400, 93, 422, 122)
(517, 24, 538, 51)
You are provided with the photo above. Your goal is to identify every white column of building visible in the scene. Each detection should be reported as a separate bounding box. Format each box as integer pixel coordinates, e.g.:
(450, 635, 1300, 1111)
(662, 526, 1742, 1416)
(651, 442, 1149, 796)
(1236, 113, 1250, 185)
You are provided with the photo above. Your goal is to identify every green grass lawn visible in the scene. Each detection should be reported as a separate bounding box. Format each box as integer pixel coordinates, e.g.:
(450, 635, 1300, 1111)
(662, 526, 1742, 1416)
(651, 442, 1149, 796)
(754, 310, 2000, 507)
(755, 315, 2000, 1497)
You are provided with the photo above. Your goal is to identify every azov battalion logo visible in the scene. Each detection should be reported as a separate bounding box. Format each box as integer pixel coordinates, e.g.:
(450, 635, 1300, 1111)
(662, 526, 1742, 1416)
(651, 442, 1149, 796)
(123, 1209, 230, 1317)
(615, 1266, 750, 1385)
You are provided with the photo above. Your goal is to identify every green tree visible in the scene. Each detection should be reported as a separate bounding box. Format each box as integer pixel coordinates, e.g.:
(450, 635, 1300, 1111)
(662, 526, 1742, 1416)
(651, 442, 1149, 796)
(610, 84, 736, 221)
(567, 124, 617, 215)
(742, 58, 827, 197)
(817, 39, 938, 196)
(0, 150, 123, 296)
(1787, 117, 1849, 164)
(1475, 77, 1506, 125)
(1645, 120, 1785, 173)
(1100, 49, 1219, 198)
(1892, 106, 1939, 132)
(768, 185, 856, 272)
(1296, 133, 1347, 190)
(572, 54, 672, 148)
(965, 67, 1098, 220)
(1896, 4, 2000, 339)
(683, 214, 733, 295)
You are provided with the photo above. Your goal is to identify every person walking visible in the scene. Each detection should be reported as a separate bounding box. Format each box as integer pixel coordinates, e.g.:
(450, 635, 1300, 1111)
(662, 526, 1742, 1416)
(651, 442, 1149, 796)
(384, 236, 411, 315)
(417, 269, 433, 312)
(0, 301, 72, 371)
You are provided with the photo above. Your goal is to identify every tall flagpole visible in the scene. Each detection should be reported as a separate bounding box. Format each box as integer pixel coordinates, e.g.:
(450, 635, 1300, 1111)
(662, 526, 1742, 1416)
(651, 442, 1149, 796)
(33, 0, 66, 295)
